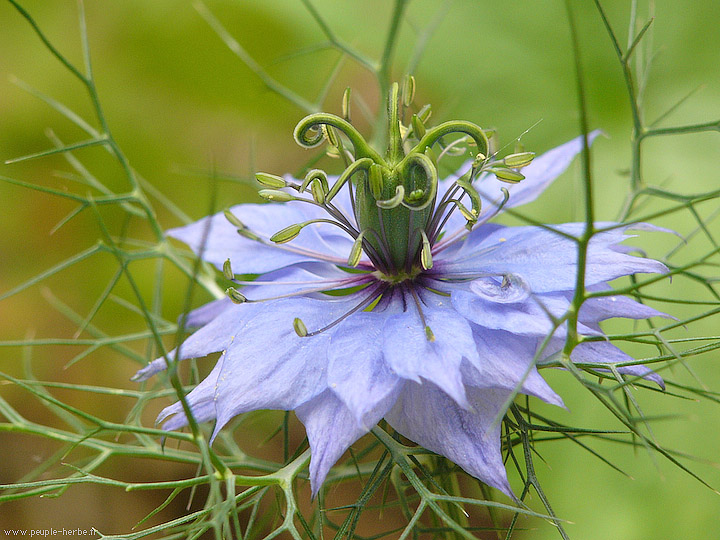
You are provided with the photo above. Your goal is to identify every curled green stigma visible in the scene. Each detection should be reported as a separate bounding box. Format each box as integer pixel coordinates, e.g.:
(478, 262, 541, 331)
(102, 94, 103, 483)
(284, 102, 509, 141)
(255, 80, 533, 279)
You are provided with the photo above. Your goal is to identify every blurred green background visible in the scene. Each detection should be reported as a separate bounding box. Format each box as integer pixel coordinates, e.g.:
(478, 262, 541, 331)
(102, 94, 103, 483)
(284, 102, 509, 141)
(1, 0, 719, 538)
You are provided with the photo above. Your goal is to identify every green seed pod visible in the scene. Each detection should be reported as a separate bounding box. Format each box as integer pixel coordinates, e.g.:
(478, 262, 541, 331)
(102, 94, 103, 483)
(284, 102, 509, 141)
(402, 75, 416, 107)
(347, 231, 365, 267)
(310, 178, 326, 204)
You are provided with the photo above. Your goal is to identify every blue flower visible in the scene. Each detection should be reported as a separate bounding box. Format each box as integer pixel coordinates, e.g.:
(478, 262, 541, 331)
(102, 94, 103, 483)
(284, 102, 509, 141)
(134, 87, 669, 497)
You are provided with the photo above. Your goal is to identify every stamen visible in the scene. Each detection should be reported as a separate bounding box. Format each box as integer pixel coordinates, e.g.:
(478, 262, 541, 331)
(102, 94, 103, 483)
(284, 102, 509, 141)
(407, 284, 435, 342)
(300, 284, 386, 338)
(255, 172, 287, 188)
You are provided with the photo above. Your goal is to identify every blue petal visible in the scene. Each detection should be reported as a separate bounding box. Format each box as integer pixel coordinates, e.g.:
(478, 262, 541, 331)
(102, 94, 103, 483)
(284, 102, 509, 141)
(437, 223, 668, 293)
(435, 132, 599, 235)
(132, 302, 263, 381)
(465, 325, 564, 407)
(381, 290, 479, 408)
(169, 203, 353, 274)
(571, 340, 664, 389)
(385, 382, 514, 497)
(296, 389, 397, 497)
(156, 352, 226, 430)
(327, 312, 401, 428)
(208, 295, 371, 440)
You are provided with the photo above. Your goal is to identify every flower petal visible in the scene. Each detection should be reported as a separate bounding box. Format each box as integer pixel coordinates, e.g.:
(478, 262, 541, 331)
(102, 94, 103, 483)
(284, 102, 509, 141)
(571, 340, 664, 388)
(465, 325, 564, 407)
(385, 382, 513, 496)
(437, 223, 668, 293)
(381, 289, 479, 408)
(327, 312, 401, 428)
(169, 203, 353, 274)
(132, 302, 263, 381)
(296, 389, 397, 496)
(209, 295, 373, 440)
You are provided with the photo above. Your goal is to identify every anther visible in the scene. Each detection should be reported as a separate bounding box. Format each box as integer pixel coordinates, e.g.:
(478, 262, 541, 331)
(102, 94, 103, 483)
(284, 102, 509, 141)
(258, 189, 296, 202)
(270, 223, 304, 244)
(348, 231, 365, 267)
(255, 172, 287, 188)
(222, 258, 234, 280)
(225, 287, 247, 304)
(293, 317, 308, 337)
(420, 230, 433, 270)
(489, 167, 525, 183)
(503, 151, 535, 168)
(342, 87, 351, 122)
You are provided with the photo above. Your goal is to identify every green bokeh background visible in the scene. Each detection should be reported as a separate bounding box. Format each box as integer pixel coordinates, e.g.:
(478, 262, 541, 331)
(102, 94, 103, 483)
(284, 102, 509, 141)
(1, 1, 719, 538)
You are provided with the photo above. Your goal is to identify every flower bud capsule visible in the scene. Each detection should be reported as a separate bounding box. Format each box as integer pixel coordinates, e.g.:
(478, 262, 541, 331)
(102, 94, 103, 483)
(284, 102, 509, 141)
(293, 317, 308, 337)
(225, 287, 246, 304)
(489, 167, 525, 183)
(258, 189, 295, 202)
(503, 152, 535, 168)
(270, 223, 304, 244)
(255, 172, 287, 188)
(222, 258, 234, 280)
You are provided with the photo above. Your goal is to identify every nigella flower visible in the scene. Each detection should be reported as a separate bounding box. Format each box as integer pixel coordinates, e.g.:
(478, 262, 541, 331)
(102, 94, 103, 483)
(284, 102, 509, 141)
(134, 84, 669, 497)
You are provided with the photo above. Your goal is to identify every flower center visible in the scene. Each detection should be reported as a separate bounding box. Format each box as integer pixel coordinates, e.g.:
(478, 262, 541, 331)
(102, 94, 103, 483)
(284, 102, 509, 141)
(250, 77, 535, 277)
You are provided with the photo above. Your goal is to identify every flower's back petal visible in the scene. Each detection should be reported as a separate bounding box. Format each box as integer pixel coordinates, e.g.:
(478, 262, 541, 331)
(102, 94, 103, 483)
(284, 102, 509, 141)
(382, 291, 479, 409)
(435, 133, 599, 235)
(328, 313, 401, 428)
(168, 203, 352, 274)
(579, 294, 671, 323)
(241, 261, 363, 300)
(296, 389, 396, 497)
(481, 131, 602, 211)
(385, 382, 513, 497)
(571, 340, 664, 389)
(185, 298, 232, 327)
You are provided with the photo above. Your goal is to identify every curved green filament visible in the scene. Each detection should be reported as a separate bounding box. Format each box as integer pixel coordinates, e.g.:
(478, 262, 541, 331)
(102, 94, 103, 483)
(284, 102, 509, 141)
(399, 151, 437, 211)
(326, 157, 374, 202)
(401, 120, 489, 168)
(294, 112, 386, 165)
